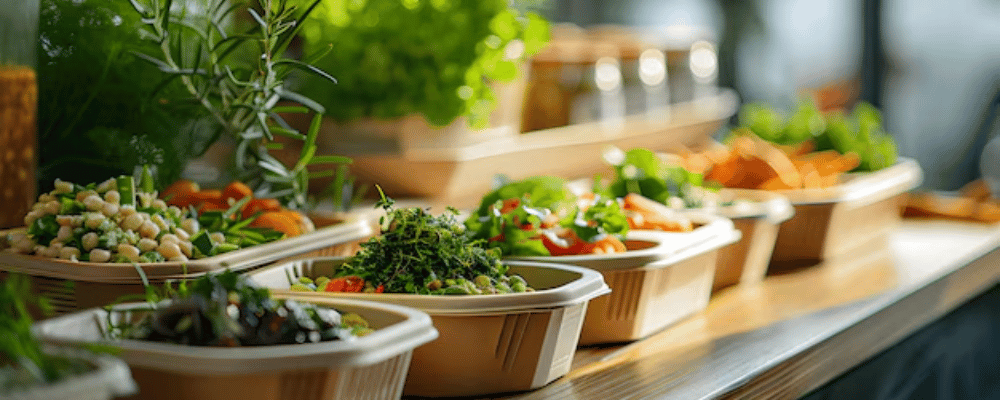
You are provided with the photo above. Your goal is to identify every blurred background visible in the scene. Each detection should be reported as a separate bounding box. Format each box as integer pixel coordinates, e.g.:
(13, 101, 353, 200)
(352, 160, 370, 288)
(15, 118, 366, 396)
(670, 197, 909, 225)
(539, 0, 1000, 191)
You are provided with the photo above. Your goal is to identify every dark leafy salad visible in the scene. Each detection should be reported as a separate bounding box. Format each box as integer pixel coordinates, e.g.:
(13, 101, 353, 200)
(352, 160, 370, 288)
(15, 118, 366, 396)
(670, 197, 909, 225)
(735, 100, 898, 172)
(110, 270, 372, 346)
(4, 168, 285, 263)
(465, 176, 631, 256)
(316, 189, 532, 295)
(1, 275, 96, 393)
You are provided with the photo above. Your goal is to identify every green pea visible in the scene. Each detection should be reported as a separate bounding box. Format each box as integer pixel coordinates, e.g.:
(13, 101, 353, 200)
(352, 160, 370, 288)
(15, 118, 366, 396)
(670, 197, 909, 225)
(443, 286, 470, 295)
(298, 276, 314, 285)
(290, 283, 311, 292)
(512, 282, 527, 293)
(474, 275, 491, 288)
(315, 276, 330, 289)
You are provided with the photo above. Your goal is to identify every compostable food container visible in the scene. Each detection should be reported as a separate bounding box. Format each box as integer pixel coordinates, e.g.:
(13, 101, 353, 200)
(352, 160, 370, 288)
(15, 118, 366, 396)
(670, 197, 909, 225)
(4, 350, 136, 400)
(0, 216, 374, 316)
(510, 214, 740, 345)
(767, 158, 923, 270)
(249, 259, 610, 397)
(34, 298, 437, 400)
(689, 189, 794, 292)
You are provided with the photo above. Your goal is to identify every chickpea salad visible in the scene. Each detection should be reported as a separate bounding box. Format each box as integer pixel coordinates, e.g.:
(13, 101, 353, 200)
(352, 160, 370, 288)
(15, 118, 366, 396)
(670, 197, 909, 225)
(2, 172, 285, 263)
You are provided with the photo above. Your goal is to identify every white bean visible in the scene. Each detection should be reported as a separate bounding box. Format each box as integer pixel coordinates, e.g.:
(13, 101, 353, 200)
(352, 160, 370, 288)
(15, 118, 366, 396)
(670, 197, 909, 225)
(44, 200, 60, 215)
(54, 179, 73, 194)
(81, 232, 99, 251)
(104, 190, 121, 205)
(43, 243, 63, 258)
(139, 221, 160, 239)
(38, 193, 54, 203)
(181, 218, 199, 235)
(119, 205, 136, 217)
(158, 242, 181, 259)
(56, 226, 73, 242)
(159, 233, 179, 245)
(174, 228, 190, 241)
(23, 211, 40, 227)
(178, 241, 193, 258)
(152, 199, 167, 211)
(151, 214, 168, 231)
(122, 213, 144, 231)
(96, 178, 116, 193)
(32, 245, 47, 255)
(102, 203, 119, 218)
(89, 249, 111, 263)
(117, 244, 141, 262)
(76, 190, 96, 202)
(168, 254, 189, 263)
(85, 213, 106, 230)
(59, 246, 81, 260)
(56, 215, 75, 227)
(138, 238, 158, 252)
(83, 195, 104, 211)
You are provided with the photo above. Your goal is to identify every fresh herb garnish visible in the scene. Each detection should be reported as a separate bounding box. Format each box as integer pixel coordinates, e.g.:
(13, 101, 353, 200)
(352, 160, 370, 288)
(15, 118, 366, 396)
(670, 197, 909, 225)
(336, 187, 517, 294)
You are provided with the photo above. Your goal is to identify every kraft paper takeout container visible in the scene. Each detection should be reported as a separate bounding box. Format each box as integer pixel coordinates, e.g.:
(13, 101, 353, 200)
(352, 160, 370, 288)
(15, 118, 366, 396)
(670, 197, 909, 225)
(510, 214, 740, 344)
(34, 297, 438, 400)
(248, 259, 610, 397)
(766, 157, 922, 270)
(0, 215, 374, 316)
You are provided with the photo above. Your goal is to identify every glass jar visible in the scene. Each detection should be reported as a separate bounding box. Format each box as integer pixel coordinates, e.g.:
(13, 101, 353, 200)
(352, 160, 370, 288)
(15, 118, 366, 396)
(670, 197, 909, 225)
(0, 0, 39, 228)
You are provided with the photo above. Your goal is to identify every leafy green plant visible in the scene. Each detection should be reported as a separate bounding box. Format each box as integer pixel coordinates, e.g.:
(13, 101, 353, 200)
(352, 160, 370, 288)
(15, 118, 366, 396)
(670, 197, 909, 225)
(37, 0, 207, 189)
(0, 275, 93, 393)
(125, 0, 351, 210)
(735, 100, 898, 172)
(293, 0, 550, 128)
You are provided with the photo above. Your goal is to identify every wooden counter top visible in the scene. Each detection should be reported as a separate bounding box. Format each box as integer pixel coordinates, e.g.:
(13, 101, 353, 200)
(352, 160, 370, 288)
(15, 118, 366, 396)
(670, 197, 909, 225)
(497, 219, 1000, 399)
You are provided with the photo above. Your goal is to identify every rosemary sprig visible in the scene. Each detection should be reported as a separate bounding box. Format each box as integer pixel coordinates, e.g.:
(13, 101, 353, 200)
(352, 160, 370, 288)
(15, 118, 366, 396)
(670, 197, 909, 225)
(127, 0, 351, 210)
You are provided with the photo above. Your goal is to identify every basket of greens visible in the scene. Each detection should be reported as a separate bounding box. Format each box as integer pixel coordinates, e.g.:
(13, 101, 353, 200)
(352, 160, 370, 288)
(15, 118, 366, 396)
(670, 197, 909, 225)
(248, 190, 610, 397)
(34, 270, 437, 400)
(464, 175, 739, 344)
(1, 274, 136, 400)
(0, 171, 373, 316)
(592, 146, 794, 291)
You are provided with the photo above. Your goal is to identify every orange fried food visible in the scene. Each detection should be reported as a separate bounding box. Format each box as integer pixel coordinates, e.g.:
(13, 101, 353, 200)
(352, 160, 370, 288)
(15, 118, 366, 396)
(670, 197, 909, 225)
(688, 131, 860, 190)
(621, 193, 694, 232)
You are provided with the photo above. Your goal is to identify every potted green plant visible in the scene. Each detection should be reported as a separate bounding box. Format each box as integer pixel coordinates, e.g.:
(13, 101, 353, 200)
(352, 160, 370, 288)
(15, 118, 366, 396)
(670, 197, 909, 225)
(292, 0, 550, 152)
(1, 274, 136, 399)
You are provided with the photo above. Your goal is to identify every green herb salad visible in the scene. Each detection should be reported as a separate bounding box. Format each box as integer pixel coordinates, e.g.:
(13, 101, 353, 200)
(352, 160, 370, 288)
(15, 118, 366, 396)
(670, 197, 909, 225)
(299, 189, 534, 296)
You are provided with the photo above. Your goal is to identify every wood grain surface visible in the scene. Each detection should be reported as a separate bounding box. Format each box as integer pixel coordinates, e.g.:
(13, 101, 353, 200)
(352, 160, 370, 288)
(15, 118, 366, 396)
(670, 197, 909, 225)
(482, 219, 1000, 400)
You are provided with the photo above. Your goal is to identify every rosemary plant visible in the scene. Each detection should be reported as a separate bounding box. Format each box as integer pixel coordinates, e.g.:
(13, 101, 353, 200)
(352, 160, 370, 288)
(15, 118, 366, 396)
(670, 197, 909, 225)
(126, 0, 351, 210)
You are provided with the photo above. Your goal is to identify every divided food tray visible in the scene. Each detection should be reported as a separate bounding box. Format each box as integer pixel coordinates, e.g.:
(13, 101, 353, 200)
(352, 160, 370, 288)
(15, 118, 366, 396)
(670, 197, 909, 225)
(34, 298, 438, 400)
(0, 215, 374, 315)
(248, 259, 610, 397)
(510, 213, 741, 344)
(767, 157, 923, 269)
